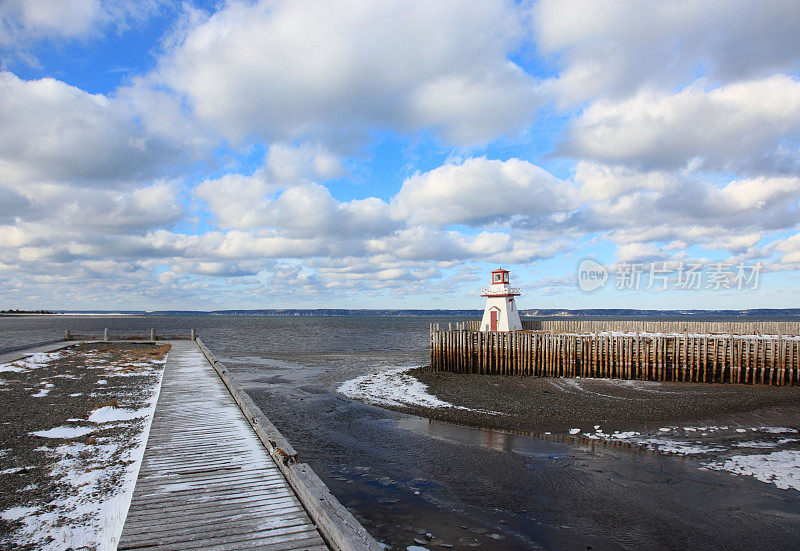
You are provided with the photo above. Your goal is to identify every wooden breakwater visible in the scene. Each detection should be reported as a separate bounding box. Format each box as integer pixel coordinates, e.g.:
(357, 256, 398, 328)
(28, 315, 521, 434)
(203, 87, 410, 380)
(443, 319, 800, 335)
(430, 326, 800, 386)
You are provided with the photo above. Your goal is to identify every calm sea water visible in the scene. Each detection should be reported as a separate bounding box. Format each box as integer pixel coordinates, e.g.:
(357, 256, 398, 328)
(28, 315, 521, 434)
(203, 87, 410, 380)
(3, 315, 800, 549)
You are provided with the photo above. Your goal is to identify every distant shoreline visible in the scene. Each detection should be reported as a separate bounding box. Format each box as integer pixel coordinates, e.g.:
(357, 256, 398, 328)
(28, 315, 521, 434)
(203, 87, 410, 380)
(1, 308, 800, 319)
(0, 313, 139, 317)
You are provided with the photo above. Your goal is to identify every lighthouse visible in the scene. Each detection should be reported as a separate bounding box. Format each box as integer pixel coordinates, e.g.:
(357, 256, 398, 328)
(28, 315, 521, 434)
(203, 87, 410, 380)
(480, 268, 522, 332)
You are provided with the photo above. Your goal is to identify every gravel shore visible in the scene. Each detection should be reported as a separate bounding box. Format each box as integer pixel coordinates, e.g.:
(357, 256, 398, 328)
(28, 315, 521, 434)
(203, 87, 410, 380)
(0, 342, 169, 550)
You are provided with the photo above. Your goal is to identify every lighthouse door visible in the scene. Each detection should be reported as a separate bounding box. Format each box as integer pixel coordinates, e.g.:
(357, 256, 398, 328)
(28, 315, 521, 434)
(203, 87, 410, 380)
(490, 309, 498, 331)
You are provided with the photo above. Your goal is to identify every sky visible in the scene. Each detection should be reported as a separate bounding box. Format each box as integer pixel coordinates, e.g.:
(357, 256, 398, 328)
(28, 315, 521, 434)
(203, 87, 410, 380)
(1, 0, 800, 311)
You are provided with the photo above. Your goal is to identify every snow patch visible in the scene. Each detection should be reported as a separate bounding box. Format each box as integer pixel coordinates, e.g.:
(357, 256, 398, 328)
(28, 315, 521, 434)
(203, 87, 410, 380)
(88, 406, 143, 424)
(32, 382, 54, 397)
(733, 441, 779, 449)
(0, 506, 37, 521)
(31, 426, 96, 439)
(0, 351, 64, 373)
(760, 427, 798, 434)
(638, 438, 725, 455)
(609, 431, 639, 439)
(338, 367, 497, 414)
(587, 424, 800, 492)
(707, 451, 800, 491)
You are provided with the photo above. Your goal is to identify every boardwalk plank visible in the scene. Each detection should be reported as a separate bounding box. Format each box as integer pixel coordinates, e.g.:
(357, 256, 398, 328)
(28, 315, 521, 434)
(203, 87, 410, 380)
(120, 527, 324, 551)
(125, 494, 299, 518)
(123, 501, 302, 526)
(122, 509, 309, 537)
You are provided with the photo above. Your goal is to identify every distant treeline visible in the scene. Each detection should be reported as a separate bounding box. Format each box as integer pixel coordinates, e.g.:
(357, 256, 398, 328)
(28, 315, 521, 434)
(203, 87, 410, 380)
(1, 309, 55, 314)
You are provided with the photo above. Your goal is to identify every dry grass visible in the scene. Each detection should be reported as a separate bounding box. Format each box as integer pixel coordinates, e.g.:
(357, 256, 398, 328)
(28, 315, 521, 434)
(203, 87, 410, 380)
(90, 399, 119, 412)
(89, 344, 170, 360)
(81, 344, 171, 374)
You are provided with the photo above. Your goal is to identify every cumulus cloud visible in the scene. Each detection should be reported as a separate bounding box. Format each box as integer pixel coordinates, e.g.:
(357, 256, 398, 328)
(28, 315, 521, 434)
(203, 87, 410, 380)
(0, 178, 184, 302)
(530, 0, 800, 273)
(153, 0, 537, 146)
(573, 163, 800, 257)
(266, 184, 396, 238)
(0, 0, 165, 62)
(0, 72, 184, 186)
(197, 145, 396, 237)
(560, 76, 800, 173)
(775, 234, 800, 265)
(3, 0, 799, 308)
(0, 183, 182, 268)
(265, 143, 344, 183)
(533, 0, 800, 104)
(0, 186, 32, 223)
(392, 157, 575, 226)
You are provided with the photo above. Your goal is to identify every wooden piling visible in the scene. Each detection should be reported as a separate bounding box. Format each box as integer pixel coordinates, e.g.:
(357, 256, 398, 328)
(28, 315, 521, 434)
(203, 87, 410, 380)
(428, 323, 798, 387)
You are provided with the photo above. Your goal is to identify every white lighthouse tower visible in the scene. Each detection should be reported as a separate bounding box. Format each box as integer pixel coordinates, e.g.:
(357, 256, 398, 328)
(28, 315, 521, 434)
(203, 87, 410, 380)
(480, 267, 522, 332)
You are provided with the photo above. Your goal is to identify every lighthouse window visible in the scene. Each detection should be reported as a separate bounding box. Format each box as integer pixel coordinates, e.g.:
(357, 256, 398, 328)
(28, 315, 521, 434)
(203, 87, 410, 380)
(494, 273, 502, 282)
(503, 273, 509, 283)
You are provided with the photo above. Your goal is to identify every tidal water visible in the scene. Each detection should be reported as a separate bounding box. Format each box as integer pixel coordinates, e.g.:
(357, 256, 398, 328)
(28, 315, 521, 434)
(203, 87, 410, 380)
(3, 315, 800, 550)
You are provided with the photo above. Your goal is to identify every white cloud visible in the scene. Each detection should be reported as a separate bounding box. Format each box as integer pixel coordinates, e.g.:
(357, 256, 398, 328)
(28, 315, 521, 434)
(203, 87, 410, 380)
(573, 164, 800, 260)
(575, 161, 671, 201)
(196, 147, 395, 237)
(2, 181, 182, 239)
(392, 157, 574, 226)
(575, 164, 800, 230)
(533, 0, 800, 104)
(0, 72, 183, 186)
(266, 143, 344, 183)
(776, 234, 800, 265)
(61, 182, 183, 233)
(407, 64, 538, 145)
(560, 76, 800, 173)
(616, 242, 662, 263)
(267, 184, 395, 238)
(153, 0, 537, 146)
(0, 0, 164, 48)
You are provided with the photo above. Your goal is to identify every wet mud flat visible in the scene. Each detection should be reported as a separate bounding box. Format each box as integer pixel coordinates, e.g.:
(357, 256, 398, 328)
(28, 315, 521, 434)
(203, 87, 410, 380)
(409, 366, 800, 434)
(0, 342, 168, 550)
(407, 367, 800, 492)
(240, 360, 800, 551)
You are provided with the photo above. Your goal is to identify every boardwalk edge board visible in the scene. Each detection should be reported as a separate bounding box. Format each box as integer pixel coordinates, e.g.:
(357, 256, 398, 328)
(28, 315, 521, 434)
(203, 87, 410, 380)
(0, 337, 67, 355)
(0, 340, 83, 365)
(196, 337, 382, 551)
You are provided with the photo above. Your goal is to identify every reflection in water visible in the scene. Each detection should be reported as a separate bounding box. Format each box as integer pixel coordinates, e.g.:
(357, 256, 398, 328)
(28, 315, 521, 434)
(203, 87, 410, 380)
(396, 415, 655, 460)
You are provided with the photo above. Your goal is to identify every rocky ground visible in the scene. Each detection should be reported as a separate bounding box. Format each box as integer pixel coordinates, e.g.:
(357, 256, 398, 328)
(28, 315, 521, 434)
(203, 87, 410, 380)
(0, 342, 169, 550)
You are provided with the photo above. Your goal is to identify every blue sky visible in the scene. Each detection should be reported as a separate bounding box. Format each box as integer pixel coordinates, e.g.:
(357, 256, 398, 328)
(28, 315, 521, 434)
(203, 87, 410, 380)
(1, 0, 799, 310)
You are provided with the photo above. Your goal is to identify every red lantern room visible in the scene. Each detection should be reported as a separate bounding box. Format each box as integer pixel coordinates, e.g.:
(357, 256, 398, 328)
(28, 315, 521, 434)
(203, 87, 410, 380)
(490, 268, 510, 285)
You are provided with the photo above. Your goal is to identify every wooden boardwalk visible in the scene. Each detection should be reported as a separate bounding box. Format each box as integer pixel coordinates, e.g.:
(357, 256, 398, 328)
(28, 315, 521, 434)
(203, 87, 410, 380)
(119, 340, 328, 551)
